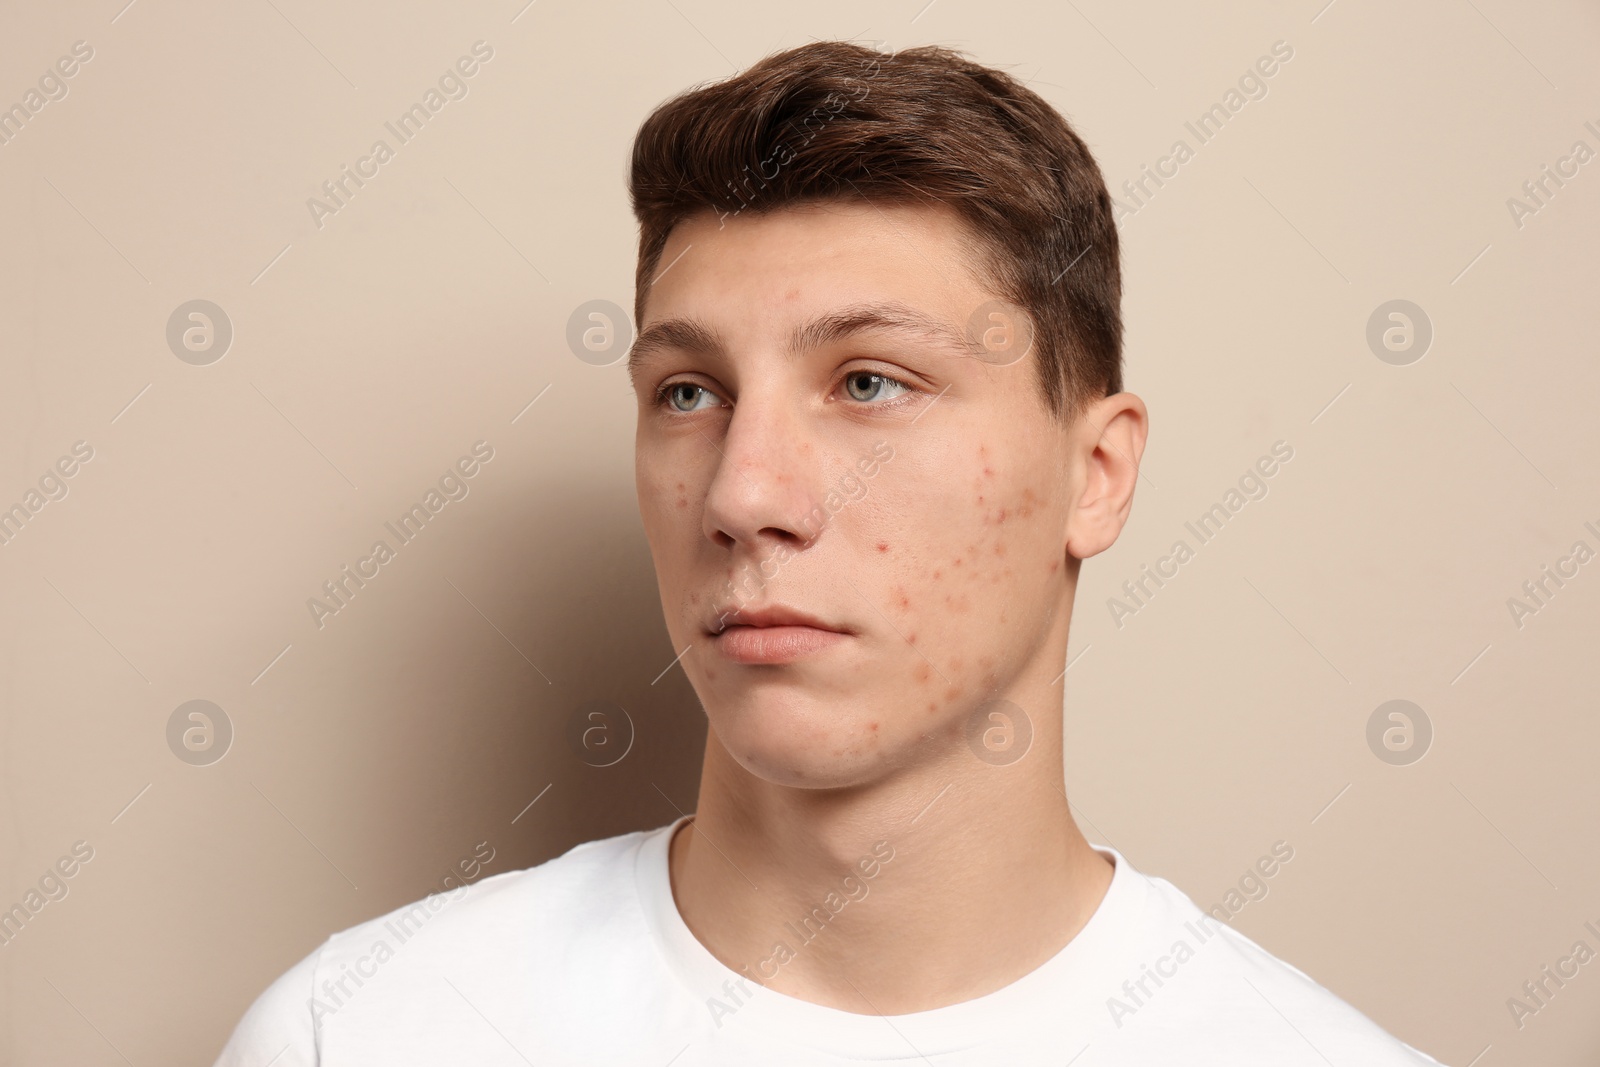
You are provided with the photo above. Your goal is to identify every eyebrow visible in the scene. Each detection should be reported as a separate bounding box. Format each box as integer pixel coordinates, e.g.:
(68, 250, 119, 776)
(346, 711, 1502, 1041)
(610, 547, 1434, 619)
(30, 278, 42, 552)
(627, 300, 983, 377)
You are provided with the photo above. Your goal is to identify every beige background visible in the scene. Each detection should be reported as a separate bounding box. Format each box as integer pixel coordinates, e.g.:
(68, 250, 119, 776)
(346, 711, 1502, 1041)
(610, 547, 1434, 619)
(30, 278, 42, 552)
(1, 0, 1597, 1063)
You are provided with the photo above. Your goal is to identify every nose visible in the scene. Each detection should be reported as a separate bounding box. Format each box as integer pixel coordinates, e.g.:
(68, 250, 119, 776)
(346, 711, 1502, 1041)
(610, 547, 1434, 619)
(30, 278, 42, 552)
(701, 396, 824, 555)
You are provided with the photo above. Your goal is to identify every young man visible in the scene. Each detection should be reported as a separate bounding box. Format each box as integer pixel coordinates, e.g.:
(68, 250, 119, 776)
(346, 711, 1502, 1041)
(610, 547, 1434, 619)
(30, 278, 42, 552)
(216, 41, 1448, 1066)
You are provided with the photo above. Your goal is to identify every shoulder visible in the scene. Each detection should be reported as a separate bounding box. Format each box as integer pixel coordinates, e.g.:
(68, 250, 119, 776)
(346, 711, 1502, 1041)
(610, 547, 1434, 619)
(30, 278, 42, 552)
(1109, 861, 1448, 1065)
(210, 825, 655, 1067)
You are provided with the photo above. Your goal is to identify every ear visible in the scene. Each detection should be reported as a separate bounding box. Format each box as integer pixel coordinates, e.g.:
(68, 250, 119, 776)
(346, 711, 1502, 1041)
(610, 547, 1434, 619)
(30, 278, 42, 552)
(1062, 392, 1149, 560)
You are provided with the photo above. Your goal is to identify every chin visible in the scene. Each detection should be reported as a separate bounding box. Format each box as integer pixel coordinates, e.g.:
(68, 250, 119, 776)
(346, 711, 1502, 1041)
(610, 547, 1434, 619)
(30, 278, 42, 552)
(704, 689, 899, 790)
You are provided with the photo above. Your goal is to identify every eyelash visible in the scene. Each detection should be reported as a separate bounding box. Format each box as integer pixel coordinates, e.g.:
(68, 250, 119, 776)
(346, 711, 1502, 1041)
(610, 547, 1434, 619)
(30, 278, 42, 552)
(651, 371, 919, 412)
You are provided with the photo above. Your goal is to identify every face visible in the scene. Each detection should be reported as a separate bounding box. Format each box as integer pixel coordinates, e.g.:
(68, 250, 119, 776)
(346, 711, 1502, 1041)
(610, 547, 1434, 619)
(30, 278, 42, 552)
(630, 199, 1080, 790)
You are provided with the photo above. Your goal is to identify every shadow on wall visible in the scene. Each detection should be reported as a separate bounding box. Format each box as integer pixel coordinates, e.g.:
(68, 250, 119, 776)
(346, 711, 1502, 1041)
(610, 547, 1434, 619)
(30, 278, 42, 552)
(208, 465, 706, 1021)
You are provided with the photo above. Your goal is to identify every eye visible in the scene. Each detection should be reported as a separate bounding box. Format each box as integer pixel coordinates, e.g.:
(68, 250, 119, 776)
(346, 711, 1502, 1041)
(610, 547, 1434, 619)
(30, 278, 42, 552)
(842, 371, 911, 403)
(656, 381, 723, 413)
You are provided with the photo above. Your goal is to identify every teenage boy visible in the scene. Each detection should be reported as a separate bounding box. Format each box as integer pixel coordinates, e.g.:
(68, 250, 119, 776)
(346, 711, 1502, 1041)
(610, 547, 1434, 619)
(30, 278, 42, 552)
(216, 40, 1448, 1066)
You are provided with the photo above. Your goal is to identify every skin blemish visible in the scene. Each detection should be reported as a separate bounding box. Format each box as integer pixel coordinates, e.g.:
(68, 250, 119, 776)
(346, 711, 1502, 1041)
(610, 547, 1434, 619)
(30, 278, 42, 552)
(1049, 559, 1060, 573)
(926, 702, 938, 713)
(907, 633, 918, 645)
(869, 722, 879, 732)
(876, 542, 890, 553)
(914, 663, 931, 684)
(994, 541, 1006, 557)
(932, 569, 942, 580)
(896, 590, 911, 611)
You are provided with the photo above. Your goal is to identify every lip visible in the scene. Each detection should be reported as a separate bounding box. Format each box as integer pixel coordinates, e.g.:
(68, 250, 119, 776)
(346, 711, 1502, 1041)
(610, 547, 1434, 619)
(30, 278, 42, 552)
(709, 604, 846, 633)
(706, 604, 853, 665)
(713, 625, 848, 664)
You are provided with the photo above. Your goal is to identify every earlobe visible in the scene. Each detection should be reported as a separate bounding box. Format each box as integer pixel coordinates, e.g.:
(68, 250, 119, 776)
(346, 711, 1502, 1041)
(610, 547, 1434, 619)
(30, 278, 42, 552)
(1062, 393, 1148, 561)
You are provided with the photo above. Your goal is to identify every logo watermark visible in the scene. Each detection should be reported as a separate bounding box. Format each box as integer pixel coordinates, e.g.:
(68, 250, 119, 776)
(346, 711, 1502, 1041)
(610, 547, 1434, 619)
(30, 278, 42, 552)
(306, 441, 495, 630)
(0, 840, 95, 949)
(706, 839, 896, 1028)
(167, 300, 233, 365)
(167, 700, 233, 766)
(1505, 919, 1600, 1030)
(566, 700, 635, 767)
(1506, 520, 1597, 630)
(1366, 700, 1431, 766)
(1107, 441, 1294, 629)
(0, 440, 95, 549)
(1112, 40, 1295, 221)
(0, 40, 94, 149)
(712, 440, 894, 631)
(1366, 300, 1432, 366)
(965, 699, 1033, 766)
(306, 41, 495, 231)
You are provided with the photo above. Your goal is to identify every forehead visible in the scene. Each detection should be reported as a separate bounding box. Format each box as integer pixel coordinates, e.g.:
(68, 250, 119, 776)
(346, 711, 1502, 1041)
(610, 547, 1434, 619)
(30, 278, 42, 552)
(638, 199, 993, 330)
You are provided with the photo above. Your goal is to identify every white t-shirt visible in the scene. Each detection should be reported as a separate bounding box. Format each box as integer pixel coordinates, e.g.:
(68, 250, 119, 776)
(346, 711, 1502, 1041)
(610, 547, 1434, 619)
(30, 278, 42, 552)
(214, 815, 1447, 1066)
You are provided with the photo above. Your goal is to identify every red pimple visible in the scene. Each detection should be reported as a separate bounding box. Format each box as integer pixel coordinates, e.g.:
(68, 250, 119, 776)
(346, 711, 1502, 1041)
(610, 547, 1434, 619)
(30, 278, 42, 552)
(876, 542, 889, 553)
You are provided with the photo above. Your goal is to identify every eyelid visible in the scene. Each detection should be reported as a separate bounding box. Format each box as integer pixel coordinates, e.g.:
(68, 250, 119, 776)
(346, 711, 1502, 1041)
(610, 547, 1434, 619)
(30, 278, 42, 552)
(652, 377, 728, 411)
(839, 364, 919, 397)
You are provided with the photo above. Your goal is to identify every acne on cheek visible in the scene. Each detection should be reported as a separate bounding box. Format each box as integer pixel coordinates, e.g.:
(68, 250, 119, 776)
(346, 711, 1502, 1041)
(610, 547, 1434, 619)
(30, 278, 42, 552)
(894, 471, 1046, 710)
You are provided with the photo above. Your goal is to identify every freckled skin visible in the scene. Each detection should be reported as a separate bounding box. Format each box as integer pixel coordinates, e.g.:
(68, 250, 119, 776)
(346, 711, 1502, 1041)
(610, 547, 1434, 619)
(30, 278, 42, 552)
(630, 199, 1146, 790)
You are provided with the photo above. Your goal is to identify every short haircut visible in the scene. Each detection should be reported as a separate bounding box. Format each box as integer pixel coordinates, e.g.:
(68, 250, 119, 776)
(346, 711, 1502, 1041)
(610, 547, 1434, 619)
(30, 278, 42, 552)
(628, 40, 1123, 423)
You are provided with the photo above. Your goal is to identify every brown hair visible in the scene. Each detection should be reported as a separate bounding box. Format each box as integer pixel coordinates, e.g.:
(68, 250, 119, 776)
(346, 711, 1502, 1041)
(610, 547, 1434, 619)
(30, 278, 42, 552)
(628, 40, 1122, 423)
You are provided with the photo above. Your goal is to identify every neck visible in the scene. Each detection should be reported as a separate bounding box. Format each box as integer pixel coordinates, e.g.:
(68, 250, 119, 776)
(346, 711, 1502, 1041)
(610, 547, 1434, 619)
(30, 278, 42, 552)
(668, 612, 1113, 1014)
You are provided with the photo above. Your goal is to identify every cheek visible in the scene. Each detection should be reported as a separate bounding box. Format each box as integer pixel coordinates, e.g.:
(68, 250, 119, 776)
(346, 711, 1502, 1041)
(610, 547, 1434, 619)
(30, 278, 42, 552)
(638, 454, 698, 530)
(869, 454, 1056, 706)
